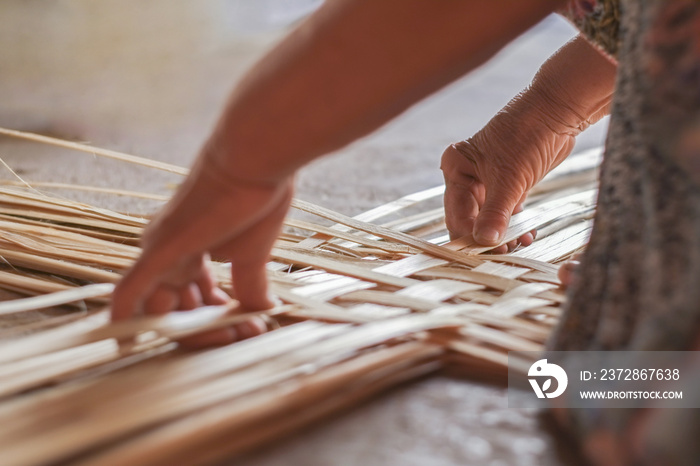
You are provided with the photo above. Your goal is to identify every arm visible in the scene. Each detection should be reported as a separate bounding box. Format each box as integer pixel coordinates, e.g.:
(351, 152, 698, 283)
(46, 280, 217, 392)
(112, 0, 565, 340)
(442, 34, 617, 248)
(208, 0, 566, 183)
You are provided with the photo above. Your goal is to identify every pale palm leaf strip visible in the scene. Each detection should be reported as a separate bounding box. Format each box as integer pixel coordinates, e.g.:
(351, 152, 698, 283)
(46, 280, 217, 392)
(0, 128, 600, 465)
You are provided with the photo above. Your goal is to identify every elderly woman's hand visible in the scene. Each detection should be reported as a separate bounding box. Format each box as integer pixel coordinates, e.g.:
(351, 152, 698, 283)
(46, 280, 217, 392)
(442, 35, 616, 252)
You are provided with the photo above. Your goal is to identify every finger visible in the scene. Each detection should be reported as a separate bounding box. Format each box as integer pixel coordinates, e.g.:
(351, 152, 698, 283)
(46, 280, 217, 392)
(444, 179, 483, 240)
(143, 286, 178, 316)
(113, 202, 215, 321)
(473, 183, 524, 246)
(486, 199, 530, 253)
(178, 317, 267, 348)
(193, 257, 231, 306)
(513, 195, 536, 247)
(178, 284, 202, 311)
(217, 183, 292, 311)
(113, 170, 287, 321)
(489, 244, 509, 255)
(441, 145, 484, 240)
(518, 231, 535, 247)
(558, 258, 581, 288)
(513, 200, 525, 215)
(112, 250, 204, 321)
(128, 255, 209, 318)
(177, 327, 237, 348)
(230, 260, 274, 310)
(112, 253, 178, 321)
(234, 317, 267, 339)
(211, 287, 232, 304)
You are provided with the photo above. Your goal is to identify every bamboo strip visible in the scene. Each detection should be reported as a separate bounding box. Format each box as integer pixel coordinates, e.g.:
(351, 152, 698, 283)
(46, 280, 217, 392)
(0, 283, 114, 315)
(0, 269, 90, 296)
(0, 131, 606, 465)
(0, 180, 170, 201)
(0, 128, 188, 176)
(0, 187, 148, 225)
(74, 342, 441, 466)
(284, 217, 416, 254)
(0, 339, 119, 398)
(0, 246, 122, 283)
(0, 318, 456, 464)
(271, 248, 418, 289)
(292, 199, 484, 268)
(0, 304, 289, 364)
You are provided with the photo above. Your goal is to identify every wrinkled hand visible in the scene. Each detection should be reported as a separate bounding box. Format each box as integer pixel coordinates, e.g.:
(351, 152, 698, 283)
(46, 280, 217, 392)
(112, 152, 293, 347)
(442, 35, 616, 253)
(442, 89, 578, 253)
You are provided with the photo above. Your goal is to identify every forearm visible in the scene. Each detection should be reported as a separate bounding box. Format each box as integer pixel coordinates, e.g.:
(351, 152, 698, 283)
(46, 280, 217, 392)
(443, 33, 618, 245)
(461, 34, 617, 186)
(204, 0, 564, 184)
(499, 34, 617, 141)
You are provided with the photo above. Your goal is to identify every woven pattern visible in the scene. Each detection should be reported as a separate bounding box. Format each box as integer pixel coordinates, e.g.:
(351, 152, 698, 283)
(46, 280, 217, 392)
(0, 130, 600, 465)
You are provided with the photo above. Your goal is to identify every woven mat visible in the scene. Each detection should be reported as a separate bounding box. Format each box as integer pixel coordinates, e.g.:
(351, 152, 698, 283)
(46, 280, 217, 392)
(0, 130, 601, 465)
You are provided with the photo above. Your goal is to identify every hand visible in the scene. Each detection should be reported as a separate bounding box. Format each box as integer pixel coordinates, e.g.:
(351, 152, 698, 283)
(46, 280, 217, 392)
(442, 35, 615, 252)
(111, 152, 293, 347)
(441, 90, 577, 253)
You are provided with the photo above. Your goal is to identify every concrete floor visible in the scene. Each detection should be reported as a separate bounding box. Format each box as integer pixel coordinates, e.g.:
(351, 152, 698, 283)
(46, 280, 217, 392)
(0, 2, 608, 465)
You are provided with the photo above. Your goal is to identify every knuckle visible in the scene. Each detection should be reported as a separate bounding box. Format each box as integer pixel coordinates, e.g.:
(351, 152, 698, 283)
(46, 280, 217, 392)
(480, 205, 512, 223)
(445, 217, 473, 239)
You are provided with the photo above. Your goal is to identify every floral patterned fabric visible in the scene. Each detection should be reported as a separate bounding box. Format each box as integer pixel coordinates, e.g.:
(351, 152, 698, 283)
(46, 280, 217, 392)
(549, 1, 700, 460)
(560, 0, 621, 62)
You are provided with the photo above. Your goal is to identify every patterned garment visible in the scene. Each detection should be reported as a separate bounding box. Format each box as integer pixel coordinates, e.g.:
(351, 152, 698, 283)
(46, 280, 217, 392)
(553, 0, 700, 350)
(548, 1, 700, 463)
(560, 0, 621, 61)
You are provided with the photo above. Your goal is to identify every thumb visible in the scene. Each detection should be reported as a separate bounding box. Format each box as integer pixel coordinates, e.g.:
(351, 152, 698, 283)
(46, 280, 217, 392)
(231, 258, 274, 311)
(473, 184, 523, 246)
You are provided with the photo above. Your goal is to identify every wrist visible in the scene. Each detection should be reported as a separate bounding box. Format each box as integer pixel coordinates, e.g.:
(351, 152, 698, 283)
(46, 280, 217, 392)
(458, 87, 581, 190)
(197, 134, 292, 189)
(520, 78, 592, 138)
(526, 35, 615, 134)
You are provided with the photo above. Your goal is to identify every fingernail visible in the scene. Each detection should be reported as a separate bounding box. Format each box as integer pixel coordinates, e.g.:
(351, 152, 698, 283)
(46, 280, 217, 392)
(476, 227, 500, 245)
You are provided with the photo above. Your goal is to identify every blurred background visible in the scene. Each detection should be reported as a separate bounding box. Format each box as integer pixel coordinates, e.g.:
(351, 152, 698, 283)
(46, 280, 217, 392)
(0, 1, 608, 465)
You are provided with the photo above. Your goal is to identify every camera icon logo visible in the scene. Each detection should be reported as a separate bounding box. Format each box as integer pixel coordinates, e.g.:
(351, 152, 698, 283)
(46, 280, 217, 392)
(528, 359, 568, 398)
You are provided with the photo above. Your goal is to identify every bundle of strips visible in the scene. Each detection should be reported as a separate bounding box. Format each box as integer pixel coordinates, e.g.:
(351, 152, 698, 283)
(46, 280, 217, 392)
(0, 128, 600, 466)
